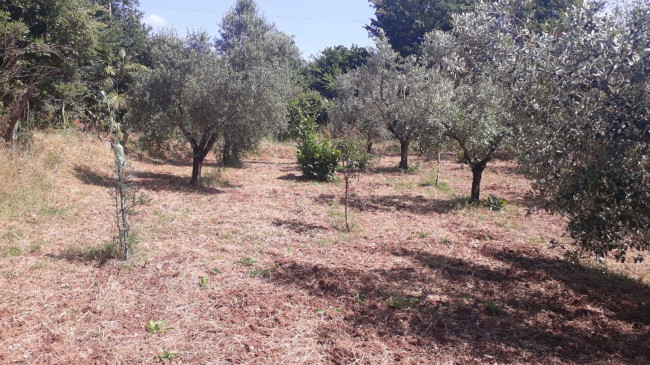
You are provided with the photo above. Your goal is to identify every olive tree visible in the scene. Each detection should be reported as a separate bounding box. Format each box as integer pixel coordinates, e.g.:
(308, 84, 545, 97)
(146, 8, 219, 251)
(512, 1, 650, 262)
(329, 75, 387, 154)
(343, 40, 451, 170)
(130, 1, 299, 185)
(129, 31, 235, 185)
(215, 0, 301, 165)
(421, 1, 524, 203)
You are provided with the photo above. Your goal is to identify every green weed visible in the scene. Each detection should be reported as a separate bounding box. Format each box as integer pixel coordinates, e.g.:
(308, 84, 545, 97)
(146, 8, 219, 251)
(0, 247, 21, 257)
(248, 267, 272, 278)
(382, 291, 419, 309)
(484, 194, 507, 211)
(484, 300, 505, 315)
(199, 275, 208, 289)
(155, 349, 179, 363)
(145, 319, 174, 335)
(235, 257, 256, 267)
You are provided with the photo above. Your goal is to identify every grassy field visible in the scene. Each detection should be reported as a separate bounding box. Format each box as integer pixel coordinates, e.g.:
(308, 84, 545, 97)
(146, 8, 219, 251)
(1, 131, 648, 364)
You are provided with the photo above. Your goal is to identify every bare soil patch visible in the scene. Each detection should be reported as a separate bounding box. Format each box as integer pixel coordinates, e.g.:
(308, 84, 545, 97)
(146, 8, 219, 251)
(1, 133, 648, 364)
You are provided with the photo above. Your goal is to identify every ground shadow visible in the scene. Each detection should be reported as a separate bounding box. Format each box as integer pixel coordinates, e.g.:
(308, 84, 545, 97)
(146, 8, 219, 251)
(73, 165, 224, 194)
(272, 218, 328, 234)
(49, 243, 119, 267)
(370, 166, 405, 175)
(268, 247, 650, 363)
(314, 193, 467, 215)
(487, 249, 650, 326)
(277, 173, 309, 182)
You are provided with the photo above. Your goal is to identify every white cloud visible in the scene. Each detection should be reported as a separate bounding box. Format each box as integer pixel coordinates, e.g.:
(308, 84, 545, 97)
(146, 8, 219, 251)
(143, 14, 167, 28)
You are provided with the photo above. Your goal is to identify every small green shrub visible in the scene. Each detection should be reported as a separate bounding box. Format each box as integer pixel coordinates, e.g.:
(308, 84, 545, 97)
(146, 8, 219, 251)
(199, 275, 208, 289)
(145, 319, 174, 335)
(484, 194, 507, 211)
(156, 349, 179, 363)
(292, 110, 341, 181)
(297, 137, 341, 181)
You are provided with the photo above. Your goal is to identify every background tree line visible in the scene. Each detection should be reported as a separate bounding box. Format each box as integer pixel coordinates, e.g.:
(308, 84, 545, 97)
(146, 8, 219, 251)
(1, 0, 648, 262)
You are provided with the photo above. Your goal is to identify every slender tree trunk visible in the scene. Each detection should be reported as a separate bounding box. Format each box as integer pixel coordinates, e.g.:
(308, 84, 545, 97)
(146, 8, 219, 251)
(399, 139, 410, 170)
(121, 130, 130, 148)
(1, 88, 32, 142)
(470, 163, 486, 204)
(345, 176, 350, 232)
(189, 129, 219, 187)
(435, 149, 441, 187)
(366, 132, 373, 154)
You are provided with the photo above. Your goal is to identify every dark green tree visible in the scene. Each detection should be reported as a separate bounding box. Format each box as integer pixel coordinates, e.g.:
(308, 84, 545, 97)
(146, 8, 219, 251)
(366, 0, 475, 57)
(0, 0, 98, 141)
(367, 0, 580, 57)
(307, 45, 370, 99)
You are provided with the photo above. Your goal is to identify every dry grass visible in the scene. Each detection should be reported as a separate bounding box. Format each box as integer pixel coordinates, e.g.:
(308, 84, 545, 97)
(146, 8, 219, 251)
(0, 131, 648, 364)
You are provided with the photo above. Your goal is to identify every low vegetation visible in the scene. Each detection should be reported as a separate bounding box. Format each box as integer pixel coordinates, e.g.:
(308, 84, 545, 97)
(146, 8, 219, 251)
(0, 132, 648, 363)
(1, 0, 648, 363)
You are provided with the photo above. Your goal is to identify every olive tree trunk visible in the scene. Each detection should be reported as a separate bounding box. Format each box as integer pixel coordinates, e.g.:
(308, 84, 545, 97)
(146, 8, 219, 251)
(399, 138, 410, 170)
(470, 162, 487, 204)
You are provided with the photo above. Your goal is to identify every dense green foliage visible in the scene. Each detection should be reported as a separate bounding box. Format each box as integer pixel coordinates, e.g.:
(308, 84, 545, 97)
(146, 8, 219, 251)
(366, 0, 475, 56)
(335, 39, 450, 170)
(510, 1, 650, 262)
(129, 0, 299, 184)
(287, 91, 328, 136)
(305, 45, 370, 99)
(0, 0, 150, 142)
(366, 0, 580, 57)
(215, 0, 301, 165)
(294, 112, 341, 181)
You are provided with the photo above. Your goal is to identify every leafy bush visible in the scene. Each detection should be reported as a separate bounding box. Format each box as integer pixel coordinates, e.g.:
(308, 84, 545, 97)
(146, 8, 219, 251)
(297, 138, 341, 181)
(292, 110, 341, 181)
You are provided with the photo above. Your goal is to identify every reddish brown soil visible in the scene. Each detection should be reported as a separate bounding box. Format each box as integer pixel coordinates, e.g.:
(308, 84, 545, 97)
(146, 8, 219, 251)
(0, 134, 648, 364)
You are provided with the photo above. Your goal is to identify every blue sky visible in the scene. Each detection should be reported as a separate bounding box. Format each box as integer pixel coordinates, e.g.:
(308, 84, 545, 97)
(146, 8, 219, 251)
(140, 0, 376, 60)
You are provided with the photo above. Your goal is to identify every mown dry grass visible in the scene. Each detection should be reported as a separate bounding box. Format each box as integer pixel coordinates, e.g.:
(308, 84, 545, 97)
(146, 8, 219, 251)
(0, 132, 648, 364)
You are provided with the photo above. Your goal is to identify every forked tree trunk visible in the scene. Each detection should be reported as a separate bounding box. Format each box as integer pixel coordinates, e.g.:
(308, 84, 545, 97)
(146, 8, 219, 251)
(188, 129, 218, 187)
(1, 88, 32, 142)
(399, 139, 410, 170)
(470, 163, 486, 204)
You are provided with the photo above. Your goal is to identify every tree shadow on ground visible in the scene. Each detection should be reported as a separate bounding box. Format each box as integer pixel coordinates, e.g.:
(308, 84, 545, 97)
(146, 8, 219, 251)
(73, 165, 224, 194)
(314, 193, 467, 215)
(370, 166, 406, 175)
(487, 249, 650, 326)
(268, 247, 650, 364)
(49, 242, 119, 267)
(277, 173, 310, 182)
(272, 218, 329, 234)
